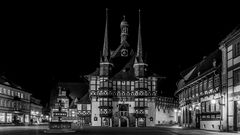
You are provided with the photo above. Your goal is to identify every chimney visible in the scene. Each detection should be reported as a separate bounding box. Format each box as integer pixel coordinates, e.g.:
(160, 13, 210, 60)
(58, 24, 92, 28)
(213, 59, 216, 67)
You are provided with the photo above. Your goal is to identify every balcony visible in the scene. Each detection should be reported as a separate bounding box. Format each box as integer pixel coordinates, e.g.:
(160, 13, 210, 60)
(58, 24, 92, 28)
(134, 113, 146, 118)
(98, 90, 113, 97)
(100, 113, 112, 117)
(134, 106, 148, 109)
(98, 105, 113, 109)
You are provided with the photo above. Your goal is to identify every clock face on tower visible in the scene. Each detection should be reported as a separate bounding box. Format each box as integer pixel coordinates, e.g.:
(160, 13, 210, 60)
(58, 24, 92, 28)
(121, 48, 128, 57)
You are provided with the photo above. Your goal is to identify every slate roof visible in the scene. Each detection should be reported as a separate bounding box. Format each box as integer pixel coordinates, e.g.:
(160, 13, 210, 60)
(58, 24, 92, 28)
(219, 25, 240, 45)
(111, 54, 137, 80)
(77, 92, 91, 104)
(177, 49, 221, 90)
(0, 75, 28, 92)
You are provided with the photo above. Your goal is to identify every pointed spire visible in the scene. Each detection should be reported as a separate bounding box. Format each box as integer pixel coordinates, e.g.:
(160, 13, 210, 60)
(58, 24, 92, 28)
(102, 8, 109, 61)
(136, 9, 143, 63)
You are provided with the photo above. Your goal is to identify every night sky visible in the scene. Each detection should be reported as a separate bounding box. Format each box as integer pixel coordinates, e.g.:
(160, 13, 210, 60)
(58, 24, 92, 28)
(1, 7, 239, 106)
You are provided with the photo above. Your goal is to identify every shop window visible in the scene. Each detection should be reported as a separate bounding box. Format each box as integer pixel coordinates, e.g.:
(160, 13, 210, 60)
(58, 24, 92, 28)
(25, 114, 29, 123)
(6, 113, 12, 123)
(0, 113, 5, 123)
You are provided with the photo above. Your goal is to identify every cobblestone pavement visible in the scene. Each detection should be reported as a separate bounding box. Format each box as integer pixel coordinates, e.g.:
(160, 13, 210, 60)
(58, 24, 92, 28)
(0, 125, 239, 135)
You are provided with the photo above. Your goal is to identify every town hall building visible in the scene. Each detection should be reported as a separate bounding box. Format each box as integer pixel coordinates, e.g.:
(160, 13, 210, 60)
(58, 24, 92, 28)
(84, 10, 179, 127)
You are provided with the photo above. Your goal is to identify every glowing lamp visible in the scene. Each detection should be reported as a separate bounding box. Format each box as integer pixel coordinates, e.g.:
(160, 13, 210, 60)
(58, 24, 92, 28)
(211, 99, 216, 104)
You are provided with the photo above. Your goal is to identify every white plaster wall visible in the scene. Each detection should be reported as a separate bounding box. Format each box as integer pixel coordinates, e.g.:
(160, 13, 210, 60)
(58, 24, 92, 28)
(155, 108, 177, 125)
(200, 121, 221, 131)
(146, 101, 155, 126)
(91, 100, 101, 126)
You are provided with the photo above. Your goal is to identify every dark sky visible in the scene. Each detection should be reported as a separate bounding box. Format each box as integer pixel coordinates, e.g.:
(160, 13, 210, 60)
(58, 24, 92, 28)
(1, 7, 239, 106)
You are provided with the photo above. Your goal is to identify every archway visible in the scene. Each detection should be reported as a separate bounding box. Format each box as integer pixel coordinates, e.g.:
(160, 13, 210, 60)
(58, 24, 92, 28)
(120, 117, 127, 127)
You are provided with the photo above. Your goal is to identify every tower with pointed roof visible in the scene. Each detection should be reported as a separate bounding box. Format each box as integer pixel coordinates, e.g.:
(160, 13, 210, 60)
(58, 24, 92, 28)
(86, 9, 178, 128)
(134, 9, 148, 77)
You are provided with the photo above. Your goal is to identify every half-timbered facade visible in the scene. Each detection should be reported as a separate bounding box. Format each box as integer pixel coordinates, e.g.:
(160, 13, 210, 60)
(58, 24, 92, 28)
(219, 26, 240, 132)
(85, 10, 179, 127)
(175, 50, 222, 131)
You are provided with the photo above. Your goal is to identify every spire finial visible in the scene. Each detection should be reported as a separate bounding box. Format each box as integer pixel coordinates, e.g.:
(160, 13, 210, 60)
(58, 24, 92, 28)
(102, 8, 109, 61)
(136, 9, 143, 63)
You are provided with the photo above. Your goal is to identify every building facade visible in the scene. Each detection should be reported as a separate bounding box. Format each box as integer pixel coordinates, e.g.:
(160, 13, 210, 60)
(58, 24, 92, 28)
(175, 26, 240, 132)
(77, 93, 91, 126)
(30, 97, 43, 124)
(85, 10, 179, 127)
(175, 50, 222, 131)
(219, 26, 240, 131)
(51, 86, 79, 123)
(0, 77, 31, 125)
(155, 96, 179, 125)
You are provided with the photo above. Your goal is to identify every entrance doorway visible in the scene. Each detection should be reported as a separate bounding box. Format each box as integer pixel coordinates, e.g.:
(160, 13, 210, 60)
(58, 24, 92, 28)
(120, 117, 128, 127)
(196, 114, 200, 128)
(138, 118, 146, 127)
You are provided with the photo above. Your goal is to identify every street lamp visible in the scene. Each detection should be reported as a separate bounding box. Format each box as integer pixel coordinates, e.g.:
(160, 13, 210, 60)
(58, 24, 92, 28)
(174, 109, 178, 113)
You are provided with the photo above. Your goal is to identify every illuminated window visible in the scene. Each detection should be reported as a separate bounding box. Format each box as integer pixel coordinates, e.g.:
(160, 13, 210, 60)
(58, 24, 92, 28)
(233, 69, 240, 86)
(199, 81, 203, 93)
(214, 74, 220, 87)
(233, 42, 240, 58)
(201, 102, 206, 113)
(117, 81, 121, 86)
(3, 88, 6, 94)
(0, 113, 5, 122)
(7, 90, 10, 95)
(195, 84, 199, 95)
(208, 77, 213, 89)
(126, 85, 130, 90)
(203, 79, 207, 91)
(90, 81, 95, 84)
(91, 85, 96, 90)
(206, 101, 210, 112)
(6, 113, 12, 123)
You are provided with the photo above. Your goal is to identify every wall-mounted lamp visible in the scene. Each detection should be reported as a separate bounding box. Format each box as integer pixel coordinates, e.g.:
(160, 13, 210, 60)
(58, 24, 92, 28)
(211, 99, 216, 104)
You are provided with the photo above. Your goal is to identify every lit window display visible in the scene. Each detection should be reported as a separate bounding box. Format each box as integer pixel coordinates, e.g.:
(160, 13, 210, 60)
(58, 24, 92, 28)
(6, 113, 12, 123)
(0, 113, 5, 123)
(25, 114, 29, 123)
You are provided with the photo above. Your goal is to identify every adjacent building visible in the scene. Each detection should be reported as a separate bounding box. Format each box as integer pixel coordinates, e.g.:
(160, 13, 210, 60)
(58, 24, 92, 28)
(219, 26, 240, 131)
(30, 97, 43, 124)
(175, 50, 222, 131)
(77, 93, 91, 126)
(175, 25, 240, 132)
(0, 76, 31, 125)
(51, 86, 79, 123)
